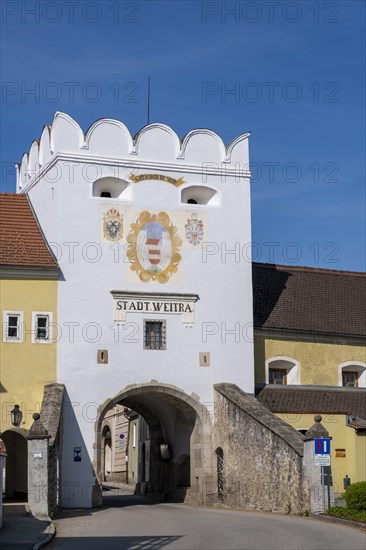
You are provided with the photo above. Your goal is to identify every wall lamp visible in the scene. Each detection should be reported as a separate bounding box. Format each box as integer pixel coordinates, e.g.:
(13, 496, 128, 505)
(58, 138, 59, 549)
(11, 404, 23, 427)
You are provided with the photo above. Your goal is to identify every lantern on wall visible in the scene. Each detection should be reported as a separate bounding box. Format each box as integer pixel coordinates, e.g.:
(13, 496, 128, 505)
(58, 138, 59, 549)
(160, 443, 171, 460)
(11, 404, 22, 427)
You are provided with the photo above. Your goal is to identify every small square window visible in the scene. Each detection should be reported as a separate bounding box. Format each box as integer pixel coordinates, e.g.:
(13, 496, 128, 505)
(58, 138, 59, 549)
(143, 320, 166, 350)
(342, 371, 358, 388)
(269, 368, 287, 385)
(8, 315, 19, 337)
(7, 315, 20, 339)
(32, 312, 53, 344)
(3, 312, 23, 343)
(36, 315, 49, 340)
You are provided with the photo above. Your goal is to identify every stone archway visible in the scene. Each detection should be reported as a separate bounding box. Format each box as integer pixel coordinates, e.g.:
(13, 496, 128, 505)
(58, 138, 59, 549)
(1, 429, 28, 500)
(94, 382, 214, 505)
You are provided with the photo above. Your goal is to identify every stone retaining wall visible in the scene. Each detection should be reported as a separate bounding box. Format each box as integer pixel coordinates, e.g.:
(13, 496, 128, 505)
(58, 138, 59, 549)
(214, 383, 309, 513)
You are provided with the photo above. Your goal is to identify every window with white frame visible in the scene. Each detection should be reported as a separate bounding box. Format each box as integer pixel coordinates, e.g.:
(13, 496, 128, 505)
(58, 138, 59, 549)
(338, 362, 366, 389)
(3, 311, 23, 342)
(266, 357, 300, 385)
(32, 312, 53, 343)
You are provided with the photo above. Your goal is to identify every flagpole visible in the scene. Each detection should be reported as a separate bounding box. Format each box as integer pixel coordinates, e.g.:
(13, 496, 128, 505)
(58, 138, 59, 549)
(147, 76, 151, 125)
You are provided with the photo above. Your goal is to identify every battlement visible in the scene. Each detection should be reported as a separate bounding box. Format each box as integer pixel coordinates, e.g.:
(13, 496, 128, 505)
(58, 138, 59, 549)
(16, 112, 251, 192)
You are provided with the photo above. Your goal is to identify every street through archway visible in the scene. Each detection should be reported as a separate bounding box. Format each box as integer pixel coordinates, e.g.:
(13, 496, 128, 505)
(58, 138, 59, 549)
(48, 496, 366, 550)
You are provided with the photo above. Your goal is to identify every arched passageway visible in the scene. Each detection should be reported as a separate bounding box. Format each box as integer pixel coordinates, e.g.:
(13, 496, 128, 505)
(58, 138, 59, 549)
(1, 429, 28, 500)
(94, 383, 214, 504)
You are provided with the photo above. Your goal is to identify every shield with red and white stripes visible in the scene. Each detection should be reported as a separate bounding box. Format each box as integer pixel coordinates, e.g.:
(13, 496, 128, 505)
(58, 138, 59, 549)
(146, 237, 161, 265)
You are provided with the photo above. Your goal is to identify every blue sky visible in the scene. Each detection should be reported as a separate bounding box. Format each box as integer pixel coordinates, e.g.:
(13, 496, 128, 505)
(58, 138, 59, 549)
(1, 0, 365, 271)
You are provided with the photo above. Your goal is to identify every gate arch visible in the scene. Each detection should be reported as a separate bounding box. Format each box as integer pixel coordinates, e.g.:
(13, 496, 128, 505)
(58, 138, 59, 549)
(94, 382, 214, 504)
(1, 429, 28, 500)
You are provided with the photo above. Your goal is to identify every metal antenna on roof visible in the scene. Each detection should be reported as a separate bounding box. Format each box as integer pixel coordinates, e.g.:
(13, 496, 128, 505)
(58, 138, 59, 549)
(147, 75, 151, 125)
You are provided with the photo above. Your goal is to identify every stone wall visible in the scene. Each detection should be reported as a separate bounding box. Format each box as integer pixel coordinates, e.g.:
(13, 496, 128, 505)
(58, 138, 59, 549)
(41, 383, 64, 516)
(214, 384, 309, 513)
(27, 383, 64, 518)
(27, 415, 50, 519)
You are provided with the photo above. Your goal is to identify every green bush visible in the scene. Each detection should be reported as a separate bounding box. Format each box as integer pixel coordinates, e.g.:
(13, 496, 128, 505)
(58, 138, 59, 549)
(327, 506, 366, 524)
(344, 481, 366, 511)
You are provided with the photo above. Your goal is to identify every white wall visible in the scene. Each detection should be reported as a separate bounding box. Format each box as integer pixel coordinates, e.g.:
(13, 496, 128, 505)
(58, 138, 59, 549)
(22, 112, 254, 507)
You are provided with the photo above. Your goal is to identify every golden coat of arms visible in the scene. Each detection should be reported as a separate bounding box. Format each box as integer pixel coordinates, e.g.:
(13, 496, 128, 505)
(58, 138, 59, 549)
(127, 211, 182, 284)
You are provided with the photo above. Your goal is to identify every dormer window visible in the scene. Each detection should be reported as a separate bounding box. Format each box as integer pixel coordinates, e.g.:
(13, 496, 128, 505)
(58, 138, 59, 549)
(339, 363, 366, 388)
(269, 368, 287, 385)
(266, 357, 300, 385)
(342, 371, 358, 388)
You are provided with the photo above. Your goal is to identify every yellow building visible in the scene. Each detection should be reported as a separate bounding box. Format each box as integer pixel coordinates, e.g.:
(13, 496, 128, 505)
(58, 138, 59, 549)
(253, 262, 366, 496)
(0, 193, 58, 498)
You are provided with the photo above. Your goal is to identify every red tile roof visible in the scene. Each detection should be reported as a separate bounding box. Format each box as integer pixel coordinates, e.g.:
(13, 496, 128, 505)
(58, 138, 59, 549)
(0, 193, 58, 269)
(252, 262, 366, 338)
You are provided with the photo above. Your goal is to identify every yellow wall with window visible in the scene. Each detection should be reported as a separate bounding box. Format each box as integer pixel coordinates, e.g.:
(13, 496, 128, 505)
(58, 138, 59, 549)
(0, 278, 57, 432)
(277, 413, 366, 495)
(254, 334, 366, 386)
(255, 333, 366, 494)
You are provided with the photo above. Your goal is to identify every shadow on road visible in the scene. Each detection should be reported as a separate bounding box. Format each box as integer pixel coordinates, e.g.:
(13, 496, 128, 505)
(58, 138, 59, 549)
(102, 484, 166, 508)
(53, 484, 168, 523)
(49, 535, 183, 549)
(103, 492, 164, 508)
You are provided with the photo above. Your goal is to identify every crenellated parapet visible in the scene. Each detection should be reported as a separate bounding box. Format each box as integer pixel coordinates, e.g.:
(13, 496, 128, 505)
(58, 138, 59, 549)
(16, 112, 251, 192)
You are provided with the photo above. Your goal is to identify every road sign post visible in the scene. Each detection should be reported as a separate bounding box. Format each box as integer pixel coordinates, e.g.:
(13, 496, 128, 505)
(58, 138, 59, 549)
(314, 438, 331, 512)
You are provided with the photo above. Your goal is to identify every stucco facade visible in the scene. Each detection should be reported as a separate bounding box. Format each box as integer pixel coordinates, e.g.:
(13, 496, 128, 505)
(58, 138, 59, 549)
(101, 405, 129, 482)
(254, 332, 366, 387)
(0, 192, 59, 503)
(18, 112, 254, 507)
(10, 113, 365, 512)
(0, 279, 58, 432)
(276, 412, 366, 495)
(255, 331, 366, 495)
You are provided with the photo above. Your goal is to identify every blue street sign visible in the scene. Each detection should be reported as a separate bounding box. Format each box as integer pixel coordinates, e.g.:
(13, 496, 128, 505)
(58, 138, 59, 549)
(119, 434, 125, 439)
(315, 438, 331, 455)
(74, 447, 82, 462)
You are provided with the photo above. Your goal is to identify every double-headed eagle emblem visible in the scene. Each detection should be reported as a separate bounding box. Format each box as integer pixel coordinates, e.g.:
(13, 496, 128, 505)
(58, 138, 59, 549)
(103, 208, 123, 242)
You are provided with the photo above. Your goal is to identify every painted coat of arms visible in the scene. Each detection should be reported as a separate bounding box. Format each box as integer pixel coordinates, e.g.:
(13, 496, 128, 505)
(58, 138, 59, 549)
(185, 213, 204, 246)
(127, 211, 182, 283)
(103, 208, 123, 242)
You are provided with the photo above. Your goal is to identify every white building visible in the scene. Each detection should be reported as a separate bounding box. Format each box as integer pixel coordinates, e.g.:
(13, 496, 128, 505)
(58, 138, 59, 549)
(17, 112, 253, 507)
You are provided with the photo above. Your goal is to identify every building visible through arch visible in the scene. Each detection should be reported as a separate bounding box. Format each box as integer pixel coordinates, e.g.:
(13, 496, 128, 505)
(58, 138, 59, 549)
(1, 430, 28, 500)
(94, 383, 214, 504)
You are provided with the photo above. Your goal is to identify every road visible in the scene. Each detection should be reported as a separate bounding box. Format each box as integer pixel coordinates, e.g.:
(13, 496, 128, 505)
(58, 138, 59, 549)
(48, 489, 366, 550)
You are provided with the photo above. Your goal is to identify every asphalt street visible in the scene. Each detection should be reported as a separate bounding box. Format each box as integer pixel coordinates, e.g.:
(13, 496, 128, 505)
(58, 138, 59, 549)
(48, 490, 366, 550)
